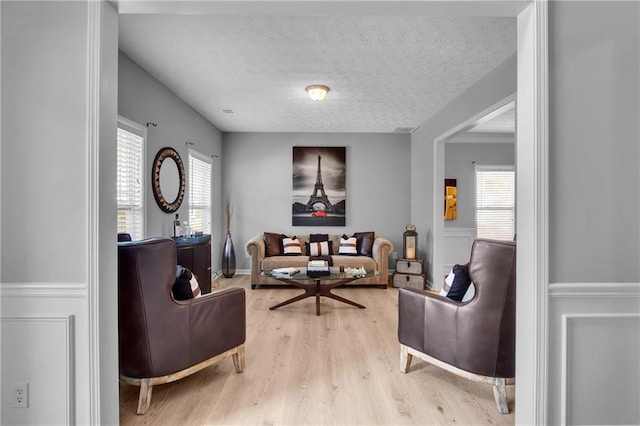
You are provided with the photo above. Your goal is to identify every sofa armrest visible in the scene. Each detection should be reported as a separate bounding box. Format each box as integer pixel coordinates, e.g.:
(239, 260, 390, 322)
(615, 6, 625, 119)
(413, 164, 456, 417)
(245, 234, 265, 258)
(245, 235, 265, 285)
(372, 237, 393, 279)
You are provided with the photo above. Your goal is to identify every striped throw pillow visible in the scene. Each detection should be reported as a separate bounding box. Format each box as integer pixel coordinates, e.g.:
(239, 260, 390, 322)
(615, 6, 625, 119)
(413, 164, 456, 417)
(282, 236, 302, 255)
(338, 235, 358, 255)
(440, 268, 455, 296)
(308, 241, 331, 256)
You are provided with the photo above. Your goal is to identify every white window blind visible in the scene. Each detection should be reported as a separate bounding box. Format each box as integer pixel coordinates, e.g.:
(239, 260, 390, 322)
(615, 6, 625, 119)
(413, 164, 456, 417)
(475, 166, 515, 241)
(117, 119, 145, 240)
(189, 150, 212, 235)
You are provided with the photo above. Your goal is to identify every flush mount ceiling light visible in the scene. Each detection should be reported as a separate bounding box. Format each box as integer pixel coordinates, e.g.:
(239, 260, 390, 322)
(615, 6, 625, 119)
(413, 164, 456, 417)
(305, 85, 330, 102)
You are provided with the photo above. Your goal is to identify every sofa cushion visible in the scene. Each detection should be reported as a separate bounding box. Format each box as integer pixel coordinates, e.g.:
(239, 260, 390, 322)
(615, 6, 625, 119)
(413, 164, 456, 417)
(354, 231, 375, 257)
(331, 255, 378, 270)
(282, 236, 302, 255)
(262, 255, 310, 270)
(264, 232, 284, 257)
(172, 266, 201, 300)
(338, 235, 358, 255)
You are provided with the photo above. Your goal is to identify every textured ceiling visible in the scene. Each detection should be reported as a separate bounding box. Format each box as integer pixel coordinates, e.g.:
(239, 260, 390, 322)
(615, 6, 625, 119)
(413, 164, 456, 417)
(118, 14, 516, 133)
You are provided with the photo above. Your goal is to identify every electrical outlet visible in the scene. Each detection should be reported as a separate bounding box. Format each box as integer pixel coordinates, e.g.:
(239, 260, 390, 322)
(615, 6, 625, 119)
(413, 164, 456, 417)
(392, 251, 398, 260)
(12, 382, 28, 408)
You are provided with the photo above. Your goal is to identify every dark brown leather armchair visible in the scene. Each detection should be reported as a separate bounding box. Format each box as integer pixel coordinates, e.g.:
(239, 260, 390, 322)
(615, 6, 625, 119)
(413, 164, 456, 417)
(398, 238, 516, 413)
(118, 238, 246, 414)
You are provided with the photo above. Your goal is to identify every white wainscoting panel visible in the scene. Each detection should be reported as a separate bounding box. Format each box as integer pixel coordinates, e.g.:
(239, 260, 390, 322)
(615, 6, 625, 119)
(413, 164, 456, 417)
(1, 282, 88, 425)
(548, 283, 640, 426)
(443, 228, 475, 280)
(1, 315, 74, 425)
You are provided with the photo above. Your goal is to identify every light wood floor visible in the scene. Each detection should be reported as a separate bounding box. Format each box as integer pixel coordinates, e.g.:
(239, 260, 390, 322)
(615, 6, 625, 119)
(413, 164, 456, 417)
(120, 275, 515, 425)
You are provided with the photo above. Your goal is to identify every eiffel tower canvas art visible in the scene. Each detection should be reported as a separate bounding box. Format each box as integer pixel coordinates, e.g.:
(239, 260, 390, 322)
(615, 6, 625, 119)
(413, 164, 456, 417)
(292, 146, 346, 226)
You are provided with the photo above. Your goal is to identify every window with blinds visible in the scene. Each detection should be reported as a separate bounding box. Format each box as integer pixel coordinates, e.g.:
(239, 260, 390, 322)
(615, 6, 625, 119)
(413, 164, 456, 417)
(117, 119, 145, 240)
(189, 150, 212, 235)
(475, 166, 515, 241)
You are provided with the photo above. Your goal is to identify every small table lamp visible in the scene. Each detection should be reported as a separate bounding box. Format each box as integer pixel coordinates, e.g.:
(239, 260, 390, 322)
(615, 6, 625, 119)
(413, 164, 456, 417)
(403, 225, 418, 259)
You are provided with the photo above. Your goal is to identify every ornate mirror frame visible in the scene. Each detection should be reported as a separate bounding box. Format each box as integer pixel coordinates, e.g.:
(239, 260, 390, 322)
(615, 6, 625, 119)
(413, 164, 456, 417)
(151, 147, 186, 213)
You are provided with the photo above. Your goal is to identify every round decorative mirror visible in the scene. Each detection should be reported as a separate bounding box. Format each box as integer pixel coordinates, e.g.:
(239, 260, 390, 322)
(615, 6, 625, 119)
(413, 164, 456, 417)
(151, 147, 185, 213)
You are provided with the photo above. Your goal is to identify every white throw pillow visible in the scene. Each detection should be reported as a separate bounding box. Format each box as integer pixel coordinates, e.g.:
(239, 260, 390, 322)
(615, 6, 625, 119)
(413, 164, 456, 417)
(190, 275, 201, 298)
(309, 241, 330, 256)
(338, 235, 358, 255)
(440, 268, 455, 297)
(282, 236, 302, 255)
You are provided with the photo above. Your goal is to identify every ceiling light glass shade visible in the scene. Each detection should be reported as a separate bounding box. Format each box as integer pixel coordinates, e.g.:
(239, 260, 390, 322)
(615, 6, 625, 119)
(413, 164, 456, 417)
(306, 85, 329, 101)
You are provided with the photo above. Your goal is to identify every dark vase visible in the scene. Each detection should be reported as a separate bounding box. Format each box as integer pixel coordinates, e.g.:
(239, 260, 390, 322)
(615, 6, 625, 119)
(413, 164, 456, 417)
(222, 232, 236, 278)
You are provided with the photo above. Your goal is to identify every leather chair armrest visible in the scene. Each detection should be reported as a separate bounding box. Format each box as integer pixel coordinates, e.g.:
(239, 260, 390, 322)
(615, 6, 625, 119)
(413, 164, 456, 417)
(186, 287, 246, 364)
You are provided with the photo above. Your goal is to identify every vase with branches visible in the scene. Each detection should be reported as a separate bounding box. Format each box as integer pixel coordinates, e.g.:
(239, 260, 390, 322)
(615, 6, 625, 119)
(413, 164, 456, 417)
(222, 193, 236, 278)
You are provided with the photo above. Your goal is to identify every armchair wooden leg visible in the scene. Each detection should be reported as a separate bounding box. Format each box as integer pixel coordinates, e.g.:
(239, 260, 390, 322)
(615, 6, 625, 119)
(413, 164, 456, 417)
(400, 344, 413, 373)
(136, 378, 153, 415)
(493, 378, 509, 414)
(232, 344, 245, 373)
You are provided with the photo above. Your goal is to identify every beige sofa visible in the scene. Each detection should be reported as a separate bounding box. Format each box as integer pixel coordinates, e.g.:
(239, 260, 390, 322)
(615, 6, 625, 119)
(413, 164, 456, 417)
(245, 233, 393, 288)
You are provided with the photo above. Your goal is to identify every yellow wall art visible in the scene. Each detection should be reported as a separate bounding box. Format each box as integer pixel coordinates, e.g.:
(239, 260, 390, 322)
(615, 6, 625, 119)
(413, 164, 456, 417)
(444, 178, 457, 221)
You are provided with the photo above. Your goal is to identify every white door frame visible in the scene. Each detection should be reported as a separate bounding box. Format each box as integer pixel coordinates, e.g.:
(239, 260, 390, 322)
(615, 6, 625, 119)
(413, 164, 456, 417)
(91, 1, 549, 424)
(432, 3, 548, 424)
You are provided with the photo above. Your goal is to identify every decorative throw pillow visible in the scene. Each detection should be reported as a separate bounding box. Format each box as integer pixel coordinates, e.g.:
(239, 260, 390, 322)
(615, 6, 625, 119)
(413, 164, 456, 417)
(461, 282, 475, 302)
(338, 234, 358, 255)
(304, 234, 333, 256)
(309, 233, 329, 243)
(263, 232, 284, 257)
(172, 266, 201, 300)
(440, 268, 455, 297)
(308, 240, 331, 256)
(282, 236, 302, 255)
(444, 263, 473, 301)
(353, 231, 375, 257)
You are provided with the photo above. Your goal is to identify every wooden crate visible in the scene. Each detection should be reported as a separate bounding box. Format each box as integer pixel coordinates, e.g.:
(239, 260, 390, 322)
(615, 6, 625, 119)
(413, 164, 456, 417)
(395, 259, 424, 274)
(392, 272, 426, 290)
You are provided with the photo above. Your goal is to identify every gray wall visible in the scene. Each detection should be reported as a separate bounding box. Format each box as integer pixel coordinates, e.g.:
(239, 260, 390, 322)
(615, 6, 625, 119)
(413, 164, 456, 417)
(411, 54, 517, 281)
(548, 0, 639, 283)
(546, 2, 640, 425)
(1, 1, 119, 424)
(118, 52, 226, 269)
(2, 2, 638, 425)
(222, 132, 411, 270)
(1, 1, 89, 283)
(444, 142, 515, 229)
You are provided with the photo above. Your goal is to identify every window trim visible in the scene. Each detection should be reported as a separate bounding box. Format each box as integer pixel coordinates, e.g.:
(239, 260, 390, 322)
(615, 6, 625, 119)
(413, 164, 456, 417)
(117, 115, 147, 240)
